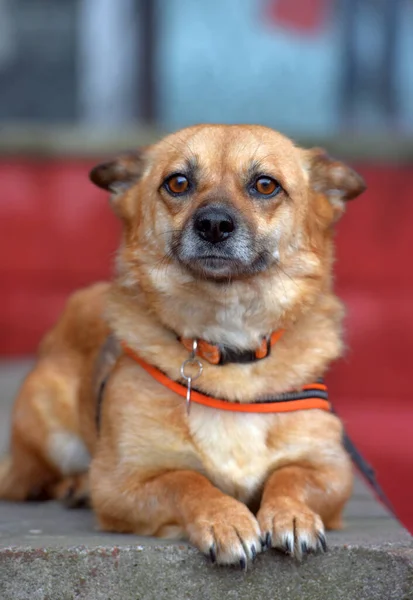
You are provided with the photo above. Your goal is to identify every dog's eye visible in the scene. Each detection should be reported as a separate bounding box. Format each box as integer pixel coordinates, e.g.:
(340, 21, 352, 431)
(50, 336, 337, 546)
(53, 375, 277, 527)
(253, 176, 281, 197)
(163, 174, 190, 196)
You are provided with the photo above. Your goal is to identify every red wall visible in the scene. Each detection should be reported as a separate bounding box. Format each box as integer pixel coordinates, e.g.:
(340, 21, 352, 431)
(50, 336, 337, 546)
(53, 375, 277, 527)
(0, 158, 412, 531)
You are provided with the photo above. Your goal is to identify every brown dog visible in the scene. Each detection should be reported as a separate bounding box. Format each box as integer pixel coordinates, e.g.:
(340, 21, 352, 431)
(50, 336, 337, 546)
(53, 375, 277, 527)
(0, 125, 366, 566)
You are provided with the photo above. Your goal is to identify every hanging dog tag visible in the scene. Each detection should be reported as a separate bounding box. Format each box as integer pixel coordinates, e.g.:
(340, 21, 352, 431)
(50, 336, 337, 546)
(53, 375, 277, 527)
(185, 376, 192, 414)
(180, 359, 203, 414)
(180, 340, 203, 415)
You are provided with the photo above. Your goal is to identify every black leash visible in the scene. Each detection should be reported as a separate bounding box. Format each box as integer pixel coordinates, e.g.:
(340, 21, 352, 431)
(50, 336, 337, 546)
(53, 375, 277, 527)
(342, 428, 396, 517)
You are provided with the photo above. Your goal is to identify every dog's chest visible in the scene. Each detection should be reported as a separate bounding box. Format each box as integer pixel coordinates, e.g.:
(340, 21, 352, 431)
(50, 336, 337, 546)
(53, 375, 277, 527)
(188, 407, 278, 503)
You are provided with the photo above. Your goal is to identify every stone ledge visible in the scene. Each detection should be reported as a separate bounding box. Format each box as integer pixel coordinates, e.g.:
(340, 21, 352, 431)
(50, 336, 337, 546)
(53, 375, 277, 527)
(1, 540, 412, 600)
(0, 489, 412, 600)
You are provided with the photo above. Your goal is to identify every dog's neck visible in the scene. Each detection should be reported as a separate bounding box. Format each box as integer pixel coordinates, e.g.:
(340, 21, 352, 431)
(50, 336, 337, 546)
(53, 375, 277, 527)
(115, 256, 330, 349)
(105, 275, 344, 400)
(150, 278, 285, 351)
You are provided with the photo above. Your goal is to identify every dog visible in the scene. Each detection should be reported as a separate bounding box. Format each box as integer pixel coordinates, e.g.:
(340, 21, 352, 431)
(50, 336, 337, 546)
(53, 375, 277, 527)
(0, 124, 366, 566)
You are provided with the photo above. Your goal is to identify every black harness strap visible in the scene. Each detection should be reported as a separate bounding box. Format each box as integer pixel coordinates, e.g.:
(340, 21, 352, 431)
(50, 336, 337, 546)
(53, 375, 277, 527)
(252, 387, 328, 404)
(96, 373, 111, 431)
(94, 334, 121, 432)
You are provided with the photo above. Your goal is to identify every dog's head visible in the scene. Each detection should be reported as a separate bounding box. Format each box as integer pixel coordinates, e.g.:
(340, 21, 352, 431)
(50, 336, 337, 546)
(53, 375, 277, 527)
(90, 125, 365, 298)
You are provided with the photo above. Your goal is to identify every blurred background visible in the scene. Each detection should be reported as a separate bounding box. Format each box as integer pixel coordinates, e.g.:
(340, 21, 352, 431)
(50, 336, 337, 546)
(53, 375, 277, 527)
(0, 0, 412, 530)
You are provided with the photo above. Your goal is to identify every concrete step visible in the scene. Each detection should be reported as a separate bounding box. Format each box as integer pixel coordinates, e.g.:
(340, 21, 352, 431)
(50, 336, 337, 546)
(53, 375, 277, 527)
(0, 480, 412, 600)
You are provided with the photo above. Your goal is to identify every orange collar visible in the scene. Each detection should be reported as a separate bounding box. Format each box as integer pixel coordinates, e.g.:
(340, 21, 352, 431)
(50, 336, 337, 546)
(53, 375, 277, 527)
(122, 343, 330, 414)
(180, 329, 285, 365)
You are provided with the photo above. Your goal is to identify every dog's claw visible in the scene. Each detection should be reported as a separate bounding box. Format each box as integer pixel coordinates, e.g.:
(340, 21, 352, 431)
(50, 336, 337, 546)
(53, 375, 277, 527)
(239, 557, 247, 571)
(265, 532, 271, 548)
(317, 532, 328, 553)
(301, 540, 309, 554)
(209, 547, 216, 563)
(251, 544, 257, 560)
(284, 537, 293, 554)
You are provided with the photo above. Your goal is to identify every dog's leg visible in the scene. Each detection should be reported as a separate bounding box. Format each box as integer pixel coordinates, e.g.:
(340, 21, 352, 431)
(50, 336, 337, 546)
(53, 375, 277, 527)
(0, 452, 89, 505)
(0, 446, 57, 502)
(257, 460, 353, 559)
(91, 468, 261, 566)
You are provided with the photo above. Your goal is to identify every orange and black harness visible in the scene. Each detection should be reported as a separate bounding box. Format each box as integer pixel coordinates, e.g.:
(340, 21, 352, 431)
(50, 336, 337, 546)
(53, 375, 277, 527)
(96, 332, 395, 516)
(122, 342, 331, 414)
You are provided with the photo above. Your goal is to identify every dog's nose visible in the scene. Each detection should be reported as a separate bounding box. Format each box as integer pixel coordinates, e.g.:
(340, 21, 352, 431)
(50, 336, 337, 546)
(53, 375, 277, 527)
(194, 207, 235, 244)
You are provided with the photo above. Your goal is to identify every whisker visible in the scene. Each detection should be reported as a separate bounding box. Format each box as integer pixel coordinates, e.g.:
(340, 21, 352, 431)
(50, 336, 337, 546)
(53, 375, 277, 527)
(274, 263, 302, 291)
(250, 135, 265, 164)
(156, 228, 184, 239)
(148, 252, 174, 279)
(162, 135, 198, 163)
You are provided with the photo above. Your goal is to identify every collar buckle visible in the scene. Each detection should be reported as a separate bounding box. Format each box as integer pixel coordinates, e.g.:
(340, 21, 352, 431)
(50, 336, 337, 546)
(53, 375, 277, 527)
(180, 329, 285, 366)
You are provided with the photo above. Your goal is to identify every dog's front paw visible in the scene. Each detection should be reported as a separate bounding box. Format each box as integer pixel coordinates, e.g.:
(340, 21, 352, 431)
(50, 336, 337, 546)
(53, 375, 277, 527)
(257, 497, 327, 559)
(51, 474, 90, 509)
(187, 497, 261, 568)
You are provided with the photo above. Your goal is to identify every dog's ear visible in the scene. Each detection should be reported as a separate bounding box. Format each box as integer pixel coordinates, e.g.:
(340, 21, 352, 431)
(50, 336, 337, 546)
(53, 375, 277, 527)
(89, 150, 146, 194)
(303, 148, 366, 221)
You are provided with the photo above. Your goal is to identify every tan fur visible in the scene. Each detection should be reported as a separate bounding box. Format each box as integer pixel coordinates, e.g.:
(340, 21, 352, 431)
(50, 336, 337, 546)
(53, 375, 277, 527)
(0, 282, 109, 501)
(0, 125, 365, 565)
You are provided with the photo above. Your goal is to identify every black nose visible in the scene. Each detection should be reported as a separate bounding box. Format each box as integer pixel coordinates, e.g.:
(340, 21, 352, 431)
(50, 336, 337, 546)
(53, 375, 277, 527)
(194, 206, 235, 244)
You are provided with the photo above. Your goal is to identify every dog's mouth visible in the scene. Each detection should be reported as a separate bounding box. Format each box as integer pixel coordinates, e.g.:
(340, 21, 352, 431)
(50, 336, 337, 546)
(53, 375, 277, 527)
(177, 251, 271, 282)
(195, 255, 236, 277)
(200, 255, 233, 266)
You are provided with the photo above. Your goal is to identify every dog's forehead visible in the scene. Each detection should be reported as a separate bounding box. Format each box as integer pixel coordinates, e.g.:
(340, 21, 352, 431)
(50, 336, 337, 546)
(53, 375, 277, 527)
(154, 125, 302, 179)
